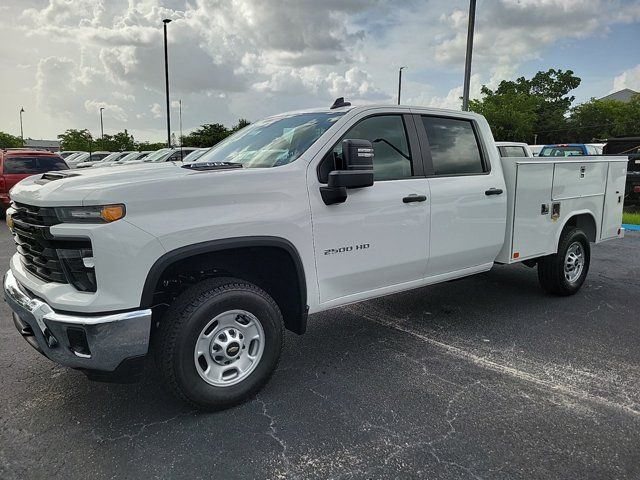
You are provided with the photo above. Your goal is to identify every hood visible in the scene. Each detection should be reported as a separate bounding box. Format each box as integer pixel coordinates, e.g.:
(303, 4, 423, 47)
(9, 162, 227, 206)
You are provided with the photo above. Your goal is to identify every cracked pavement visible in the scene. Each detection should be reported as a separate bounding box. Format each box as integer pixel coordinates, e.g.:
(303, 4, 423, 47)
(1, 225, 639, 479)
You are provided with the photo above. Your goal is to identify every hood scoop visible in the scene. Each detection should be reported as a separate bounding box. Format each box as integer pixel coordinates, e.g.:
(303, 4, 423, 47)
(35, 171, 81, 184)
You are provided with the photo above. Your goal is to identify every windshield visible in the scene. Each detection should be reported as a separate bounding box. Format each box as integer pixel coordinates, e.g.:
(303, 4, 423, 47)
(141, 148, 171, 162)
(182, 149, 208, 162)
(99, 152, 124, 163)
(194, 112, 344, 168)
(118, 152, 142, 162)
(539, 146, 584, 157)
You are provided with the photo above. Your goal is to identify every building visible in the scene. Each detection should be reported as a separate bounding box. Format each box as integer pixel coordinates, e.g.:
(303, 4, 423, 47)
(23, 138, 60, 152)
(598, 88, 639, 103)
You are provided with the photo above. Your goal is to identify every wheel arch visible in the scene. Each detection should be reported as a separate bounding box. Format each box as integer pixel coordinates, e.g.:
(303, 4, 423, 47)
(141, 236, 308, 334)
(557, 211, 598, 245)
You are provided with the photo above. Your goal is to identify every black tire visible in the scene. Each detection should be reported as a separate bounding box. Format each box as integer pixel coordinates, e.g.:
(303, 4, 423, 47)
(154, 277, 283, 410)
(537, 227, 590, 296)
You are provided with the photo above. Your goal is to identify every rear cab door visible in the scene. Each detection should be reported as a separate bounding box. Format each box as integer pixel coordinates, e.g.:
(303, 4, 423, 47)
(412, 110, 508, 277)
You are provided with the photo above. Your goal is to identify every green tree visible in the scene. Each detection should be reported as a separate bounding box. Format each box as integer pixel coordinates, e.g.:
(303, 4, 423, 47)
(135, 141, 166, 151)
(181, 119, 250, 148)
(568, 96, 640, 142)
(58, 129, 93, 151)
(182, 123, 231, 148)
(469, 86, 539, 142)
(232, 118, 251, 132)
(470, 69, 581, 143)
(0, 132, 23, 148)
(101, 130, 135, 151)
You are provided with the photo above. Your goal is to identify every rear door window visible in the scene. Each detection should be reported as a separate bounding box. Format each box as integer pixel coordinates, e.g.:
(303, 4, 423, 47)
(422, 116, 485, 175)
(3, 156, 69, 173)
(36, 156, 69, 171)
(3, 157, 37, 174)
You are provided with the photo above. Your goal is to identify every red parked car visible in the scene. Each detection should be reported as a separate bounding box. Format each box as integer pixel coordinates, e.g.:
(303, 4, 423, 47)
(1, 149, 69, 214)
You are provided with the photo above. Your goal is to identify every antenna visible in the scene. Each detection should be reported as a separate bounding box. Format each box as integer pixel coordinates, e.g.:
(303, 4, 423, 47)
(330, 97, 351, 109)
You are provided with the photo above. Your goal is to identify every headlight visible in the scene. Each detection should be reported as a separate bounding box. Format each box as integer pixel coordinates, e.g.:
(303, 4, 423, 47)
(57, 248, 97, 292)
(55, 204, 126, 223)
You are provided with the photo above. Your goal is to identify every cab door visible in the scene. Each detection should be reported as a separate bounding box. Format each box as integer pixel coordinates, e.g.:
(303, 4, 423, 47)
(418, 114, 507, 276)
(308, 112, 430, 305)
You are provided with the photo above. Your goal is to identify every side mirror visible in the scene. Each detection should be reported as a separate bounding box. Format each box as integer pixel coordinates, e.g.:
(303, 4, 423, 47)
(320, 139, 374, 205)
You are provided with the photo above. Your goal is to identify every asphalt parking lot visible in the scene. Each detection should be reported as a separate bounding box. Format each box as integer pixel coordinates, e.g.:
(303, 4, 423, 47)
(1, 225, 639, 480)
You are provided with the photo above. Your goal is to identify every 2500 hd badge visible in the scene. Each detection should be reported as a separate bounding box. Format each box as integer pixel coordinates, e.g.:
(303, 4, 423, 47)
(324, 243, 371, 255)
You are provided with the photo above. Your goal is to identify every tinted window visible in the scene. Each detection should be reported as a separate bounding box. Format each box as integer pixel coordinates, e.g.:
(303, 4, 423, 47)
(324, 115, 412, 181)
(3, 156, 68, 174)
(539, 146, 584, 157)
(37, 156, 69, 171)
(500, 146, 527, 157)
(422, 117, 484, 175)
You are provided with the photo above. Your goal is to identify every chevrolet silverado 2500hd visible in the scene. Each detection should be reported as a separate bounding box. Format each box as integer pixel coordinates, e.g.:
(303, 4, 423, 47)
(3, 102, 627, 410)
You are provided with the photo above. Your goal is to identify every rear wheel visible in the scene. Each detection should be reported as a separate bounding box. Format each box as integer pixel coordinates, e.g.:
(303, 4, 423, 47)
(537, 228, 590, 296)
(155, 278, 283, 410)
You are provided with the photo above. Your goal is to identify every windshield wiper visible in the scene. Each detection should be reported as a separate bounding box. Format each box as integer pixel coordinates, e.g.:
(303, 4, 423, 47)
(181, 161, 244, 171)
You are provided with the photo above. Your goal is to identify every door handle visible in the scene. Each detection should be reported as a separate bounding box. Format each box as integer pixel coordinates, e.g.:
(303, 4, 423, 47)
(403, 194, 427, 203)
(485, 188, 503, 196)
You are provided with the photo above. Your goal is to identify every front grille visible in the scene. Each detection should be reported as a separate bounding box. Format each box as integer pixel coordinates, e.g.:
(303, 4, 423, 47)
(10, 203, 91, 285)
(12, 202, 60, 226)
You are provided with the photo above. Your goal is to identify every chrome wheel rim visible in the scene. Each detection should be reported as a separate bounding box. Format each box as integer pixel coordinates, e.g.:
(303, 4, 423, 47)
(194, 309, 265, 387)
(564, 242, 584, 284)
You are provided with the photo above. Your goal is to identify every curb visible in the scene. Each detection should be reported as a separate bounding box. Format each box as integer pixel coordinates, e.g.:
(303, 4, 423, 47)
(622, 224, 640, 232)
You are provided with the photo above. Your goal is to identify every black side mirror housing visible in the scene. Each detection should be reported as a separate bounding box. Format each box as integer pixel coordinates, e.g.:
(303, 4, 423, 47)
(320, 139, 374, 205)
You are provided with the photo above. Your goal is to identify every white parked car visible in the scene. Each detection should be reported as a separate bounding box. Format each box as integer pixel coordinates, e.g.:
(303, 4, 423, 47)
(530, 145, 544, 156)
(98, 151, 153, 168)
(496, 142, 534, 158)
(58, 151, 86, 160)
(68, 151, 111, 169)
(146, 147, 199, 163)
(87, 151, 135, 168)
(4, 102, 626, 410)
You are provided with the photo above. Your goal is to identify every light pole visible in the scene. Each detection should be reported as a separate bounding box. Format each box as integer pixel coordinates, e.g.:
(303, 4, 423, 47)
(179, 99, 183, 157)
(397, 67, 406, 105)
(19, 107, 25, 146)
(163, 18, 172, 148)
(461, 0, 477, 111)
(99, 107, 105, 150)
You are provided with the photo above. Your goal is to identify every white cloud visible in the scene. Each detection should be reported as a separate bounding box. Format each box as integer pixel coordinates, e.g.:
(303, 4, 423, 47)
(1, 0, 638, 141)
(612, 65, 640, 93)
(150, 103, 163, 118)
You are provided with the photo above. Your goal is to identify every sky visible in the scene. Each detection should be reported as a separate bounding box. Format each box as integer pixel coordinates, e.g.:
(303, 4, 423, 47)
(0, 0, 639, 143)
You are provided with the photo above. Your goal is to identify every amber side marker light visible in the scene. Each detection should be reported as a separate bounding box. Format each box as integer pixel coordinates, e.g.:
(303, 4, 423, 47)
(100, 205, 126, 222)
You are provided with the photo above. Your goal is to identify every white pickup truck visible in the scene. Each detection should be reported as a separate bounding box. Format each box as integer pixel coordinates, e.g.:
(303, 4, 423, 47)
(3, 101, 627, 410)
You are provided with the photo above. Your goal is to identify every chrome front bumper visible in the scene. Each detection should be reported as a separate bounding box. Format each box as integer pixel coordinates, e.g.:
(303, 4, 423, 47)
(3, 270, 152, 372)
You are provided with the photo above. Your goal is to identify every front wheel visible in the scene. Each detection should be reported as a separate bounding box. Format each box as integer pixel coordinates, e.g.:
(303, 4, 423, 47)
(537, 228, 590, 296)
(155, 278, 284, 410)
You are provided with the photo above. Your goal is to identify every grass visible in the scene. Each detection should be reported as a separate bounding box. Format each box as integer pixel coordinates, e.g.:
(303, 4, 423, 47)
(623, 211, 640, 225)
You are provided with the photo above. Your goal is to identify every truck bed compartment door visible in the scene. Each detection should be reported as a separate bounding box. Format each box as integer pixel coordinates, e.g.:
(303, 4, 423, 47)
(552, 162, 607, 200)
(601, 162, 627, 239)
(511, 163, 554, 260)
